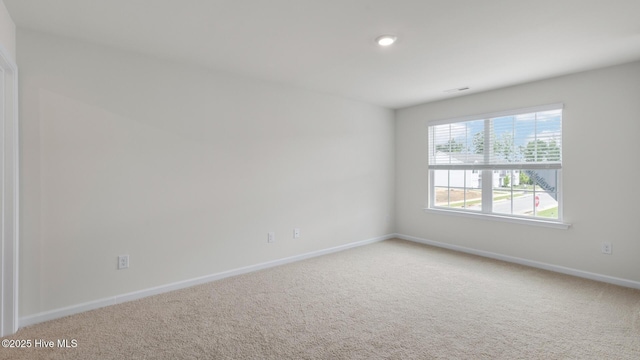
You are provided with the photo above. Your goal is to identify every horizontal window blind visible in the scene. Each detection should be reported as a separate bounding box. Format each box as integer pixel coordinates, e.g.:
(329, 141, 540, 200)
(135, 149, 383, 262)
(428, 104, 562, 170)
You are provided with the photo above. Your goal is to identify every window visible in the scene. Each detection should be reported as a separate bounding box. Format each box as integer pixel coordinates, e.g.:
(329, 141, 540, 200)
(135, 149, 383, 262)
(427, 104, 564, 225)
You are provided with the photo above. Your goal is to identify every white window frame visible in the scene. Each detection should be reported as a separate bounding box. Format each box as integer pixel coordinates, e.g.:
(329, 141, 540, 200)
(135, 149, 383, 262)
(425, 104, 570, 229)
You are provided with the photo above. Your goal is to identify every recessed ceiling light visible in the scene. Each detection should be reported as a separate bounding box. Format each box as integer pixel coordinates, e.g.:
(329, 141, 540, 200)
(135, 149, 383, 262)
(375, 35, 397, 47)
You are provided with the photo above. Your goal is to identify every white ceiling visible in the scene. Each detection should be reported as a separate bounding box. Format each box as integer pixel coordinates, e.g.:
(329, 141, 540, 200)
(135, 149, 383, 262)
(5, 0, 640, 109)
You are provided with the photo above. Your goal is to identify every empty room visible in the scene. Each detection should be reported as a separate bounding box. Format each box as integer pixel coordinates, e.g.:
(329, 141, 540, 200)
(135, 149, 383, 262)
(1, 0, 639, 359)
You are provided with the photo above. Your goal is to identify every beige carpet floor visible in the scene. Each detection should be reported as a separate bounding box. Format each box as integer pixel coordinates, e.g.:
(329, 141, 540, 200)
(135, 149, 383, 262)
(2, 239, 640, 359)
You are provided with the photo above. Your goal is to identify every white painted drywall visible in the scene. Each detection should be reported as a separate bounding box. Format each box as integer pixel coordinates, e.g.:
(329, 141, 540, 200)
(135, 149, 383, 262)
(0, 0, 15, 62)
(396, 61, 640, 282)
(18, 29, 395, 317)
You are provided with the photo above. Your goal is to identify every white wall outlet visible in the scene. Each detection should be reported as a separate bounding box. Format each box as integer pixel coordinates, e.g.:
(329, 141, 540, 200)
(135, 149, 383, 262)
(267, 232, 275, 243)
(118, 254, 129, 269)
(293, 228, 300, 239)
(601, 242, 612, 255)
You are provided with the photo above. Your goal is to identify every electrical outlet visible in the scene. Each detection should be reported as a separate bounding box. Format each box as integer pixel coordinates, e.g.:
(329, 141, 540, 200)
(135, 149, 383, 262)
(118, 255, 129, 269)
(601, 242, 612, 255)
(293, 228, 300, 239)
(267, 232, 275, 243)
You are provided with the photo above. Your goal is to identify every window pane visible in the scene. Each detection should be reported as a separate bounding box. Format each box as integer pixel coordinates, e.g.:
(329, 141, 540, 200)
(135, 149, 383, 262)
(462, 188, 482, 211)
(433, 169, 449, 187)
(494, 169, 558, 219)
(534, 193, 559, 219)
(489, 109, 562, 166)
(491, 116, 517, 163)
(530, 168, 558, 219)
(527, 169, 558, 194)
(434, 186, 450, 206)
(493, 170, 516, 215)
(448, 170, 465, 188)
(537, 109, 562, 164)
(493, 189, 534, 216)
(432, 170, 482, 211)
(429, 120, 484, 165)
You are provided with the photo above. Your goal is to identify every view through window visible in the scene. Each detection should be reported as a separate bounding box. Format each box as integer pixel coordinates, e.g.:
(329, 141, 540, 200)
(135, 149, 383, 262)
(428, 104, 562, 221)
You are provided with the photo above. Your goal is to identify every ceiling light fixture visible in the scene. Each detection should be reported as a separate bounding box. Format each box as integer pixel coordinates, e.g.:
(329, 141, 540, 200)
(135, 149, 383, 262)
(375, 35, 397, 47)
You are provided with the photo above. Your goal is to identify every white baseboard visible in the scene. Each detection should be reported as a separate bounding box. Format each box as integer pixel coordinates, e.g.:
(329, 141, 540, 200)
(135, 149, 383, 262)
(395, 233, 640, 290)
(19, 233, 395, 328)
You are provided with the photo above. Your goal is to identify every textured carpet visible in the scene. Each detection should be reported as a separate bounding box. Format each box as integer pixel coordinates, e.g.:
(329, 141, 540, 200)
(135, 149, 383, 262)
(2, 239, 640, 359)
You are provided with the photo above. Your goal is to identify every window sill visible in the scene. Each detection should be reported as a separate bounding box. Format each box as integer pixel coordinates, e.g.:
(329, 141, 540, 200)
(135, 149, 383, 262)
(423, 208, 571, 229)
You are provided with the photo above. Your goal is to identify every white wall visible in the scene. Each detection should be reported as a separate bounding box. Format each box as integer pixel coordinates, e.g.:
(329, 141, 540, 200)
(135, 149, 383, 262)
(18, 29, 395, 317)
(0, 0, 15, 62)
(396, 61, 640, 283)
